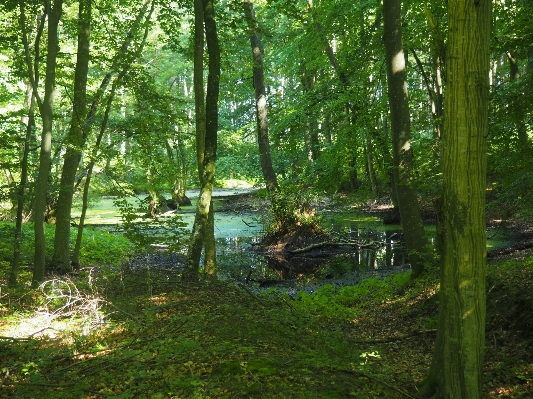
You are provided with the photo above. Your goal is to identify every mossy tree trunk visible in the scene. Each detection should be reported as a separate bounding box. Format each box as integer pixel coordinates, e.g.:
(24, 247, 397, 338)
(183, 0, 220, 280)
(383, 0, 433, 278)
(419, 0, 491, 397)
(52, 0, 91, 273)
(32, 0, 64, 287)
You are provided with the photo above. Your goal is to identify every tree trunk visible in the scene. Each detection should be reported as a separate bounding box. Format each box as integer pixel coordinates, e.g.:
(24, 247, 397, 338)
(244, 0, 278, 193)
(9, 83, 36, 287)
(383, 0, 432, 278)
(365, 131, 378, 197)
(419, 0, 491, 397)
(32, 0, 64, 287)
(52, 0, 91, 272)
(300, 65, 320, 162)
(183, 0, 220, 280)
(72, 2, 154, 267)
(73, 75, 121, 268)
(506, 51, 529, 148)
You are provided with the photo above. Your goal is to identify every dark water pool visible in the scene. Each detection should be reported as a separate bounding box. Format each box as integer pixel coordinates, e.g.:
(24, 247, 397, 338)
(215, 227, 410, 293)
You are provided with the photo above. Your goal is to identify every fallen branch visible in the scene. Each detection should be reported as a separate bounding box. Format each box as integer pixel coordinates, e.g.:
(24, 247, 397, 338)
(0, 336, 31, 342)
(289, 240, 389, 254)
(237, 283, 268, 307)
(352, 329, 437, 344)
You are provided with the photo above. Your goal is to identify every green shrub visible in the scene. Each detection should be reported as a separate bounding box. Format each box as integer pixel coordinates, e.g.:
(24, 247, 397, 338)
(293, 272, 411, 320)
(0, 222, 135, 268)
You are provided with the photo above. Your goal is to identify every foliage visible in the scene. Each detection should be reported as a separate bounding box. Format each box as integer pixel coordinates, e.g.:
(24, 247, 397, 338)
(113, 196, 188, 253)
(72, 227, 135, 267)
(262, 185, 323, 235)
(0, 222, 134, 268)
(292, 272, 412, 320)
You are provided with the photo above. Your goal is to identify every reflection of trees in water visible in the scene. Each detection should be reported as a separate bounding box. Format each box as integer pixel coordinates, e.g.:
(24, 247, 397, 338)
(264, 254, 325, 279)
(264, 229, 407, 280)
(215, 228, 408, 282)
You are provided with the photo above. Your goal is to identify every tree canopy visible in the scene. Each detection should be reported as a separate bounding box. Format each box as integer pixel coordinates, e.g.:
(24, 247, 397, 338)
(1, 0, 532, 397)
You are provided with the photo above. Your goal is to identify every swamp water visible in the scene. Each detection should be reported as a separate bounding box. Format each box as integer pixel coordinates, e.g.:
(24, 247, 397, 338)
(75, 190, 411, 293)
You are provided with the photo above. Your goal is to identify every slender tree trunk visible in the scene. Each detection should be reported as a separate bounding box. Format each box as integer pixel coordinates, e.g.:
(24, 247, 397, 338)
(383, 0, 432, 278)
(73, 76, 121, 267)
(173, 138, 189, 204)
(411, 49, 444, 141)
(32, 0, 64, 287)
(9, 83, 36, 287)
(244, 0, 278, 193)
(419, 0, 491, 397)
(365, 131, 378, 196)
(201, 0, 220, 277)
(183, 0, 220, 280)
(183, 0, 206, 280)
(323, 113, 332, 144)
(308, 0, 348, 87)
(52, 0, 91, 272)
(505, 51, 529, 148)
(71, 4, 154, 267)
(300, 65, 320, 162)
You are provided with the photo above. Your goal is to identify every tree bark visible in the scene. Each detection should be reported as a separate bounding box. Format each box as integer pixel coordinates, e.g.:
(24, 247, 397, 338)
(383, 0, 433, 278)
(73, 75, 122, 267)
(244, 0, 278, 193)
(183, 0, 220, 280)
(9, 82, 36, 287)
(52, 0, 91, 272)
(419, 0, 491, 397)
(32, 0, 63, 287)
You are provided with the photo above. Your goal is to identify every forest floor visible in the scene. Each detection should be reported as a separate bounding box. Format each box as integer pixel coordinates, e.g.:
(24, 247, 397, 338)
(0, 194, 532, 398)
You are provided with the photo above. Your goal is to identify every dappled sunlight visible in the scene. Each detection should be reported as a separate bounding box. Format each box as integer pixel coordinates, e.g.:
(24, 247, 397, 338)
(401, 139, 411, 152)
(348, 279, 440, 327)
(0, 277, 111, 341)
(147, 294, 174, 305)
(392, 50, 405, 74)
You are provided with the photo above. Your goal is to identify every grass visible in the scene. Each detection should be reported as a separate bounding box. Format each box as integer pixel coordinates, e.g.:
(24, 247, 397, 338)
(0, 272, 404, 398)
(0, 210, 532, 398)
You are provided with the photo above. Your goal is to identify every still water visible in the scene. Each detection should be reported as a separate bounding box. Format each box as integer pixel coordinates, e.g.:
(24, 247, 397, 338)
(215, 224, 409, 289)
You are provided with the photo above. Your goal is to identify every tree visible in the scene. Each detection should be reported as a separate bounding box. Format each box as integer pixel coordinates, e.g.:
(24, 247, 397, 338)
(9, 82, 36, 287)
(52, 0, 91, 272)
(7, 2, 45, 288)
(183, 0, 220, 280)
(244, 0, 278, 193)
(53, 0, 155, 270)
(419, 0, 491, 396)
(383, 0, 433, 278)
(32, 0, 64, 287)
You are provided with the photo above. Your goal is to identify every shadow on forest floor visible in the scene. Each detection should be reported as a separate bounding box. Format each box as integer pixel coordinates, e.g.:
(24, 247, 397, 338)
(1, 194, 533, 398)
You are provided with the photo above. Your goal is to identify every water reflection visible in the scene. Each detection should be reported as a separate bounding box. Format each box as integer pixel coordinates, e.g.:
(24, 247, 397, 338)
(216, 228, 408, 285)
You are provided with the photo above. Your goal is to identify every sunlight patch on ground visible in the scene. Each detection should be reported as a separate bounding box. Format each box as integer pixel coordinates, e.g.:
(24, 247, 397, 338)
(0, 278, 111, 340)
(0, 313, 84, 340)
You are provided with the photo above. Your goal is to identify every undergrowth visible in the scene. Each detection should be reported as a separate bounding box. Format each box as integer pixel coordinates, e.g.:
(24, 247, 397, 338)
(0, 272, 409, 399)
(1, 220, 532, 398)
(292, 272, 413, 321)
(0, 222, 134, 269)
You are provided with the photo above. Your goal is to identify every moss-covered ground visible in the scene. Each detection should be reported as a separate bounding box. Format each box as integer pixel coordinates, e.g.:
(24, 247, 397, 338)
(1, 250, 532, 398)
(1, 195, 532, 398)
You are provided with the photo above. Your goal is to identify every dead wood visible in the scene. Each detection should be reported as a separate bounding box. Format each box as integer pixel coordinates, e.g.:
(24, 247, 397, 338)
(289, 240, 385, 254)
(352, 329, 437, 344)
